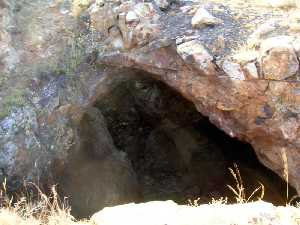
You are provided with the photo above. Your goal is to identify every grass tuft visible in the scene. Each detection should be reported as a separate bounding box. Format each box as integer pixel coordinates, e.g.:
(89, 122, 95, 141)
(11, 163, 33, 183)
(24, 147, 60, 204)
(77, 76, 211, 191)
(227, 163, 265, 203)
(0, 179, 87, 225)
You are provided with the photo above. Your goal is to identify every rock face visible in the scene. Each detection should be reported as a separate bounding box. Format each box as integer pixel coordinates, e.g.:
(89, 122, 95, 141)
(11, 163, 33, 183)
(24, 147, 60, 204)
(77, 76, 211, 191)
(55, 106, 139, 218)
(261, 36, 299, 80)
(0, 0, 300, 211)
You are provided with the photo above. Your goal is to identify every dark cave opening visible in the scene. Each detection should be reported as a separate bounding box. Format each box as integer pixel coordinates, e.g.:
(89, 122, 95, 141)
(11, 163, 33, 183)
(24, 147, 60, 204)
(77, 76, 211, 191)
(59, 71, 296, 218)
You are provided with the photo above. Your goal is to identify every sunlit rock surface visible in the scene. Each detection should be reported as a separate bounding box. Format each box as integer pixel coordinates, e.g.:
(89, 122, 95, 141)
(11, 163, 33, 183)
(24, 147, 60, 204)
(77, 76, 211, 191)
(91, 201, 300, 225)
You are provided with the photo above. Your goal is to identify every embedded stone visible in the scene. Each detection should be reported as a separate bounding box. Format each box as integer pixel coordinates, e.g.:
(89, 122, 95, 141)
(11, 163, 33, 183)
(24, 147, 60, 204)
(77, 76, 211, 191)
(232, 51, 258, 64)
(244, 62, 259, 79)
(222, 60, 246, 81)
(126, 11, 140, 23)
(176, 39, 215, 75)
(191, 8, 222, 29)
(154, 0, 169, 10)
(293, 37, 300, 58)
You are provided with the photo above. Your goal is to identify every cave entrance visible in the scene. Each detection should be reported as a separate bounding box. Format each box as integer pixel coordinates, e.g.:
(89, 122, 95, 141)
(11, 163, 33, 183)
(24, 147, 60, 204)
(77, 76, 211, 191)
(60, 71, 295, 218)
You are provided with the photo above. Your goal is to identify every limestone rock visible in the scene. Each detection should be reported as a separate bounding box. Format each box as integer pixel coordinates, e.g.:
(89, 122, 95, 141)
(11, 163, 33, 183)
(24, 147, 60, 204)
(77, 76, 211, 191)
(247, 20, 279, 48)
(176, 40, 215, 75)
(154, 0, 169, 10)
(243, 63, 259, 79)
(260, 36, 295, 53)
(232, 51, 258, 64)
(265, 0, 297, 8)
(126, 11, 140, 23)
(191, 8, 222, 29)
(293, 37, 300, 58)
(222, 60, 245, 81)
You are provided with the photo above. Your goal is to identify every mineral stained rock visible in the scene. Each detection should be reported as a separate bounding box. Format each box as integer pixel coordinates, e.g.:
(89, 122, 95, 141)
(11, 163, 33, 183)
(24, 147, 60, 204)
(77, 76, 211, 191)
(0, 0, 300, 200)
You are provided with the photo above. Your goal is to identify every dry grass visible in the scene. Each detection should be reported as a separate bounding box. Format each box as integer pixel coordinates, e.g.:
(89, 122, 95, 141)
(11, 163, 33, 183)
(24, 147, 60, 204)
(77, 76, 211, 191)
(0, 162, 298, 224)
(187, 163, 265, 207)
(0, 180, 89, 225)
(281, 147, 289, 202)
(227, 163, 265, 203)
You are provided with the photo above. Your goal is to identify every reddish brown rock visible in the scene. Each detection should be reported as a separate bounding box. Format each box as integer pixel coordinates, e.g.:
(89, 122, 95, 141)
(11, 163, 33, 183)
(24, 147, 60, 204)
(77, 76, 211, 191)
(260, 36, 299, 80)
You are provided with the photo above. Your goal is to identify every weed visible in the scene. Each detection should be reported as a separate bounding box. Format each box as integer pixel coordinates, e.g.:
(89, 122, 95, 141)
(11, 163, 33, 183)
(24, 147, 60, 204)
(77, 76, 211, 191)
(187, 198, 201, 207)
(227, 163, 265, 203)
(0, 180, 81, 225)
(210, 197, 228, 205)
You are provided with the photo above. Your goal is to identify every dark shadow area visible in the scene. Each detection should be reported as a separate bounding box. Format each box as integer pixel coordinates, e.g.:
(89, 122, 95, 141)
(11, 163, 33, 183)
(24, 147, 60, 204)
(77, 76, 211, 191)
(94, 71, 296, 205)
(58, 71, 296, 219)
